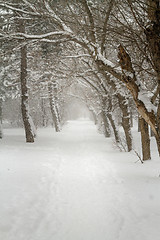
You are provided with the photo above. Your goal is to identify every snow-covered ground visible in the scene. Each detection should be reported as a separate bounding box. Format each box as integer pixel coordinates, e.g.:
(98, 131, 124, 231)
(0, 120, 160, 240)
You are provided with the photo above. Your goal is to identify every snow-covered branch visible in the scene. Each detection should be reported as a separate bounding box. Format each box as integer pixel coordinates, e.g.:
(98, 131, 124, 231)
(44, 1, 73, 33)
(0, 2, 40, 16)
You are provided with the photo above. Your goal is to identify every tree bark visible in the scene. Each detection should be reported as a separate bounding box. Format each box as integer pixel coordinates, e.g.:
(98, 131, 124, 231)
(138, 115, 141, 132)
(130, 110, 133, 128)
(121, 114, 132, 152)
(156, 91, 160, 137)
(117, 95, 132, 151)
(107, 113, 120, 143)
(118, 44, 160, 155)
(41, 98, 47, 127)
(103, 97, 120, 142)
(150, 127, 154, 137)
(19, 20, 34, 143)
(48, 82, 61, 132)
(53, 80, 61, 126)
(0, 99, 2, 139)
(145, 0, 160, 153)
(101, 110, 111, 138)
(140, 117, 151, 160)
(101, 96, 117, 139)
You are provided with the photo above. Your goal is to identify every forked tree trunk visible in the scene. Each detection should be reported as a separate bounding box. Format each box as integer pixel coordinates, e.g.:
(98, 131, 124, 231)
(102, 97, 118, 139)
(19, 20, 34, 143)
(103, 97, 120, 143)
(48, 82, 61, 132)
(107, 113, 120, 143)
(140, 117, 151, 160)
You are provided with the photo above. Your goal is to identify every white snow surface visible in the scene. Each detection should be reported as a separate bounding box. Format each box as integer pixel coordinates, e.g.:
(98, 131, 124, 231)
(138, 91, 157, 113)
(0, 120, 160, 240)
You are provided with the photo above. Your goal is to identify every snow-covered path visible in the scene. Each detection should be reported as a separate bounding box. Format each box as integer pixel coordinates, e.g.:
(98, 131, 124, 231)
(0, 120, 160, 240)
(53, 121, 125, 240)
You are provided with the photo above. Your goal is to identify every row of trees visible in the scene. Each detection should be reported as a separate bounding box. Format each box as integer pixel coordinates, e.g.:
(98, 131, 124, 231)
(0, 0, 160, 160)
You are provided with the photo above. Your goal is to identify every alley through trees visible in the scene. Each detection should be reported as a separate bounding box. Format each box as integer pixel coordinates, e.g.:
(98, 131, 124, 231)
(0, 120, 160, 240)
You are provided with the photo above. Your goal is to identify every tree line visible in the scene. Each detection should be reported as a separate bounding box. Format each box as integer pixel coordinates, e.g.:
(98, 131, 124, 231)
(0, 0, 160, 161)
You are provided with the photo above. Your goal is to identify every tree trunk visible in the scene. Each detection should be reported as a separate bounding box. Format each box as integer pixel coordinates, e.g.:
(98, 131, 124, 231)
(155, 97, 160, 154)
(101, 97, 112, 138)
(122, 115, 132, 152)
(138, 116, 141, 132)
(118, 95, 132, 151)
(101, 110, 111, 137)
(48, 82, 61, 132)
(0, 99, 2, 139)
(140, 117, 151, 160)
(130, 110, 133, 128)
(53, 80, 61, 126)
(0, 125, 2, 139)
(156, 92, 160, 134)
(145, 0, 160, 154)
(102, 97, 120, 142)
(41, 98, 47, 127)
(89, 109, 97, 125)
(155, 135, 160, 156)
(150, 127, 154, 137)
(107, 113, 120, 143)
(92, 112, 98, 125)
(118, 44, 160, 155)
(19, 20, 34, 143)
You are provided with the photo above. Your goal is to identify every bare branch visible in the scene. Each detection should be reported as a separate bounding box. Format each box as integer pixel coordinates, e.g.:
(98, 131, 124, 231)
(0, 2, 40, 16)
(101, 0, 115, 54)
(81, 0, 96, 43)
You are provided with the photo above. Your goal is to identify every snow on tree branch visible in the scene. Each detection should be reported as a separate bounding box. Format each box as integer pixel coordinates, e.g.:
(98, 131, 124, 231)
(44, 1, 73, 33)
(0, 2, 40, 16)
